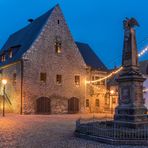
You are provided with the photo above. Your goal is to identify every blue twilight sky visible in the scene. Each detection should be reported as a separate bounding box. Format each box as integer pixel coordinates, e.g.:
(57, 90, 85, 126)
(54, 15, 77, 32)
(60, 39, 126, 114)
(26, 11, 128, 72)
(0, 0, 148, 68)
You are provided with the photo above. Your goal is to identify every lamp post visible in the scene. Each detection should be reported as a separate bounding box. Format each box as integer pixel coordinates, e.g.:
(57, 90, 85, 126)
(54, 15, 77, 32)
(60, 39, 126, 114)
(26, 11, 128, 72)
(2, 79, 7, 117)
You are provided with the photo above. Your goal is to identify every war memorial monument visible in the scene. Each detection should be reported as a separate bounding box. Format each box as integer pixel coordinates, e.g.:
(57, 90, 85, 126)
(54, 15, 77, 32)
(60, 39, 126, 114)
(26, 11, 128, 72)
(75, 18, 148, 145)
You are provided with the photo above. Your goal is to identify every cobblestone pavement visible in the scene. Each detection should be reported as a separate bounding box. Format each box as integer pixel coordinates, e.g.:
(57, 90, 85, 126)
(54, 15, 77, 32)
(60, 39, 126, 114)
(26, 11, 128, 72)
(0, 114, 147, 148)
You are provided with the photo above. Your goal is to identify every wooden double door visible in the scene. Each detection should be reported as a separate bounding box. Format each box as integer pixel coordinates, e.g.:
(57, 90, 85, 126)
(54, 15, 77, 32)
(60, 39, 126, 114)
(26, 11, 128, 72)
(36, 97, 51, 114)
(68, 97, 79, 114)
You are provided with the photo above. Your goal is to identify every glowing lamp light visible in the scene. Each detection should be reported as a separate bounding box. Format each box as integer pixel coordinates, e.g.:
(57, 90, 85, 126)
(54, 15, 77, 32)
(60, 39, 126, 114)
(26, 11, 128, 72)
(110, 90, 115, 95)
(2, 79, 7, 85)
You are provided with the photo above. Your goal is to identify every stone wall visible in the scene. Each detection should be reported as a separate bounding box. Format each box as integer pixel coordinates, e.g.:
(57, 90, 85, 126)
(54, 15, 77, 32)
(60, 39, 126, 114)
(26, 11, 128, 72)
(22, 5, 86, 114)
(0, 62, 22, 114)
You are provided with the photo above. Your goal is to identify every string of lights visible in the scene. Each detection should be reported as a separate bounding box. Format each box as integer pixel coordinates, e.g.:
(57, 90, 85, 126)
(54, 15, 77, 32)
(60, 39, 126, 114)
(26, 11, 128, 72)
(143, 88, 148, 93)
(138, 46, 148, 57)
(86, 66, 123, 84)
(86, 47, 148, 84)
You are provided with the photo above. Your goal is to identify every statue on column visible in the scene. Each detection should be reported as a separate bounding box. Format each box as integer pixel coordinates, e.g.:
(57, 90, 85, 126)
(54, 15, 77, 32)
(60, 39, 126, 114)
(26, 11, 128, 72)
(122, 17, 139, 67)
(114, 17, 148, 128)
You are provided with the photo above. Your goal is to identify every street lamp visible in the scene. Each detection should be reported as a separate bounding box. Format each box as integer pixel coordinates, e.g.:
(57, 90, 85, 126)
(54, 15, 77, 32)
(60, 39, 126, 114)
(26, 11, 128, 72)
(2, 79, 7, 117)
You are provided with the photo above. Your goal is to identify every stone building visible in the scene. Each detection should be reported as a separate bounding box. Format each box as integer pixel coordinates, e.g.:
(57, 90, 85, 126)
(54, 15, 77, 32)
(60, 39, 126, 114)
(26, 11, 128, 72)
(139, 60, 148, 107)
(0, 4, 108, 114)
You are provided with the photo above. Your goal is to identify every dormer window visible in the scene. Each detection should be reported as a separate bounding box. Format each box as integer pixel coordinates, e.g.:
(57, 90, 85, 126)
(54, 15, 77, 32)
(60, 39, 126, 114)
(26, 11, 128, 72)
(9, 48, 13, 58)
(1, 54, 5, 62)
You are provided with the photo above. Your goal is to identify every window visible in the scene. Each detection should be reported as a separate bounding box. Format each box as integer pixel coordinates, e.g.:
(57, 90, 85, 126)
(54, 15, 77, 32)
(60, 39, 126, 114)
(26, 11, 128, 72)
(96, 99, 100, 107)
(95, 76, 100, 85)
(112, 97, 116, 104)
(1, 54, 5, 62)
(100, 80, 105, 85)
(13, 73, 16, 84)
(56, 75, 62, 85)
(105, 98, 109, 105)
(75, 75, 80, 86)
(92, 76, 105, 85)
(86, 99, 89, 107)
(40, 73, 46, 83)
(58, 20, 60, 24)
(55, 41, 62, 54)
(9, 48, 13, 58)
(91, 76, 95, 81)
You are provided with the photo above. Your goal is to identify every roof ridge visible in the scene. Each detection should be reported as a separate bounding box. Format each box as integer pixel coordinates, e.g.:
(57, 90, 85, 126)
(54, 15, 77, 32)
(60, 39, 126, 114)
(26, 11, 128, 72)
(9, 5, 56, 39)
(0, 4, 59, 67)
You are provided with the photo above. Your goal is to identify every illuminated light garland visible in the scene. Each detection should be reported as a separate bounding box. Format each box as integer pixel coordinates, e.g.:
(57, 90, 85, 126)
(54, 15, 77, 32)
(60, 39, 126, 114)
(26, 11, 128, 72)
(86, 46, 147, 84)
(138, 46, 148, 57)
(86, 66, 123, 84)
(143, 88, 148, 93)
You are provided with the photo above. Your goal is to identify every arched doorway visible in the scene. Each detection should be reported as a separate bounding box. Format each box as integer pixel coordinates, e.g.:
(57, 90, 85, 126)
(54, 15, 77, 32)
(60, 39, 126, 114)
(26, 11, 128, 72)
(68, 97, 79, 114)
(36, 97, 51, 114)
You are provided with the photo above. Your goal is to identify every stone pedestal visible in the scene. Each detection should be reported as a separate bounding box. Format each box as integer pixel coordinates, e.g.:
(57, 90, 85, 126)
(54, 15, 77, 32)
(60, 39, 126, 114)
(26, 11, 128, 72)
(114, 18, 148, 128)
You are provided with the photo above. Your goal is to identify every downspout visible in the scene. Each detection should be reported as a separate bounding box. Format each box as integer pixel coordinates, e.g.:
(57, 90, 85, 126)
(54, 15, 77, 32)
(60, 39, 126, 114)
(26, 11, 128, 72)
(20, 59, 23, 115)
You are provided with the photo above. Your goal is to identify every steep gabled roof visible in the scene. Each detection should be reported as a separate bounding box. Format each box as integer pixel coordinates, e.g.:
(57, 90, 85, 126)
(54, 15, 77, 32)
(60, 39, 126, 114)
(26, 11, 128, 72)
(0, 5, 56, 67)
(76, 42, 107, 70)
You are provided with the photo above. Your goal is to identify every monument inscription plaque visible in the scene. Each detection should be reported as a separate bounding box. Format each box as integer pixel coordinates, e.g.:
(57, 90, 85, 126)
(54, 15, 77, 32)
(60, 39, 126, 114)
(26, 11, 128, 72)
(121, 86, 131, 104)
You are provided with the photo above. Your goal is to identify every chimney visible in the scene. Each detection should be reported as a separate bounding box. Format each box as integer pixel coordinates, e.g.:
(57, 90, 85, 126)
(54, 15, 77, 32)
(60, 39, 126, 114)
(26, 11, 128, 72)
(28, 18, 34, 23)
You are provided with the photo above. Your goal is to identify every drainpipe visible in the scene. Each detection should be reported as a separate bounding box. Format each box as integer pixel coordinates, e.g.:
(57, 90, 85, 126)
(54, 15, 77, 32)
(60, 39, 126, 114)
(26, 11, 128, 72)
(20, 59, 23, 115)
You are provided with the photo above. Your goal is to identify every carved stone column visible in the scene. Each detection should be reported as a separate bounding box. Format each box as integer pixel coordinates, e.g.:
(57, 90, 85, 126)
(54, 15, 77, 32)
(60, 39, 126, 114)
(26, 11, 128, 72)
(114, 18, 148, 128)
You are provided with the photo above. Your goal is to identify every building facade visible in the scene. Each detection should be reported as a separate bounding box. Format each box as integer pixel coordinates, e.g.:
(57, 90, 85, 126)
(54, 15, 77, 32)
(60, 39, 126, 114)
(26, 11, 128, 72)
(0, 5, 108, 114)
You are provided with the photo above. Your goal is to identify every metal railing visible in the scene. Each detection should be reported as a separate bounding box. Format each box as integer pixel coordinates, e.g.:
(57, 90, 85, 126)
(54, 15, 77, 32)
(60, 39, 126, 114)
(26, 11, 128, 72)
(76, 120, 148, 140)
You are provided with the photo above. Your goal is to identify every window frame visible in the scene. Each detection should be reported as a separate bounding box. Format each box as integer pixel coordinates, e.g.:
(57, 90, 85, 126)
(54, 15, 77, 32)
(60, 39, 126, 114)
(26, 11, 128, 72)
(86, 99, 89, 107)
(40, 72, 47, 83)
(56, 74, 62, 85)
(75, 75, 80, 86)
(96, 99, 100, 107)
(9, 48, 13, 58)
(13, 73, 17, 84)
(1, 53, 6, 62)
(55, 40, 62, 54)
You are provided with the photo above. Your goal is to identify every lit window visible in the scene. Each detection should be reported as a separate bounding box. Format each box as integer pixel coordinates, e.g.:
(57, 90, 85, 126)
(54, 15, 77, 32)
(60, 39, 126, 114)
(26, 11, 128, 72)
(100, 79, 105, 85)
(13, 73, 16, 84)
(40, 73, 46, 83)
(95, 76, 100, 85)
(75, 75, 80, 86)
(91, 76, 95, 81)
(56, 75, 62, 85)
(96, 99, 100, 107)
(9, 48, 13, 58)
(55, 41, 62, 54)
(105, 98, 109, 105)
(86, 99, 89, 107)
(1, 54, 6, 62)
(112, 98, 116, 104)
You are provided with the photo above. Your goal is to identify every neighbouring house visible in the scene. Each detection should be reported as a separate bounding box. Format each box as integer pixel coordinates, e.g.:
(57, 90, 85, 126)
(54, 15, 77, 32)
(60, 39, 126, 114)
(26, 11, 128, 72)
(139, 60, 148, 108)
(0, 4, 108, 114)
